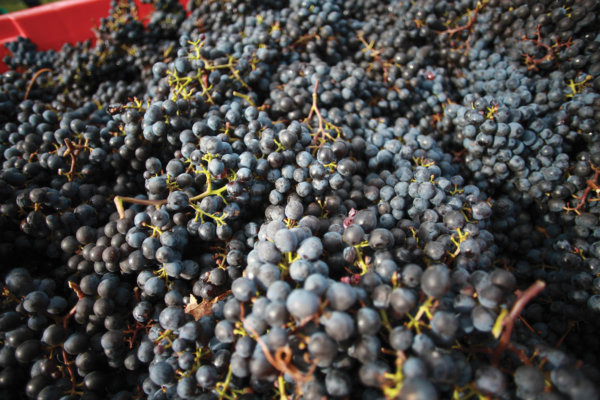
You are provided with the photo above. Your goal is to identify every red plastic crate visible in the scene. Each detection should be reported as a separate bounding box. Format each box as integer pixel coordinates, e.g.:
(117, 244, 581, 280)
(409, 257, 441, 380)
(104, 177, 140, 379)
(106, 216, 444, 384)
(0, 0, 187, 72)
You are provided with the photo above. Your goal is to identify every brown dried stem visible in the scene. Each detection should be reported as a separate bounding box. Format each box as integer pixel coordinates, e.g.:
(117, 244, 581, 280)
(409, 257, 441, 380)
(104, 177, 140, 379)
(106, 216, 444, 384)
(56, 282, 86, 329)
(356, 32, 396, 84)
(113, 175, 228, 219)
(123, 320, 153, 349)
(24, 68, 52, 100)
(521, 24, 572, 71)
(59, 138, 91, 181)
(241, 309, 317, 396)
(439, 0, 488, 52)
(306, 80, 339, 147)
(492, 280, 546, 365)
(60, 347, 83, 396)
(563, 163, 600, 215)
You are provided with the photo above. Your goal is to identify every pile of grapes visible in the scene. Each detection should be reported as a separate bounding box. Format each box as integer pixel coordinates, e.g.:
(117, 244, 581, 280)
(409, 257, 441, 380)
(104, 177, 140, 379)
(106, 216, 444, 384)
(1, 0, 599, 398)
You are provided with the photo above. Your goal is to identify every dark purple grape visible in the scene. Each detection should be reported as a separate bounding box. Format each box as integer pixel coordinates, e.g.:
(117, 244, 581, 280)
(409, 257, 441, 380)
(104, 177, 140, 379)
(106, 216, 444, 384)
(286, 289, 319, 319)
(149, 361, 174, 386)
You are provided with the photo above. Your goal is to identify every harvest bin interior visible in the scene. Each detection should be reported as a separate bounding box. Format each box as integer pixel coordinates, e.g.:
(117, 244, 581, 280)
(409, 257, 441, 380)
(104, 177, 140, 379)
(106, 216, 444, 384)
(0, 0, 187, 73)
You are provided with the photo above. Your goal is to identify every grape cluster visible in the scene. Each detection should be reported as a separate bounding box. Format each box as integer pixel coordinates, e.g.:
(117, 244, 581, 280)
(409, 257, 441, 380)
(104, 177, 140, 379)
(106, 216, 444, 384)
(1, 0, 600, 399)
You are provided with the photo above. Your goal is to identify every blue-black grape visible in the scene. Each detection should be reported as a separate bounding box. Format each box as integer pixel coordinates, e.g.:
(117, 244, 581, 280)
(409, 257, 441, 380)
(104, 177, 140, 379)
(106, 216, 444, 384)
(1, 0, 599, 398)
(286, 288, 319, 319)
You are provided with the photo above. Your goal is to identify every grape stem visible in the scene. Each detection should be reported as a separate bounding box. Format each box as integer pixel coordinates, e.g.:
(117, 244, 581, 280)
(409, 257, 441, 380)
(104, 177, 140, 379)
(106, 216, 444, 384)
(438, 0, 488, 52)
(60, 138, 91, 181)
(241, 306, 318, 396)
(306, 79, 339, 147)
(123, 320, 153, 349)
(492, 280, 546, 365)
(61, 347, 82, 396)
(113, 182, 228, 219)
(563, 162, 600, 215)
(521, 24, 573, 71)
(56, 282, 85, 329)
(24, 68, 52, 100)
(307, 79, 324, 145)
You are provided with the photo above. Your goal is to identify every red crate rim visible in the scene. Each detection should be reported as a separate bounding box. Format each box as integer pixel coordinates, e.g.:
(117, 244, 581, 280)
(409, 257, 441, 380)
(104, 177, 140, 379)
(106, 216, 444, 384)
(0, 0, 188, 72)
